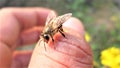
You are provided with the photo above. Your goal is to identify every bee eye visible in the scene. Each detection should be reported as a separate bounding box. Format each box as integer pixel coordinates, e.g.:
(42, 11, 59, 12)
(44, 34, 49, 41)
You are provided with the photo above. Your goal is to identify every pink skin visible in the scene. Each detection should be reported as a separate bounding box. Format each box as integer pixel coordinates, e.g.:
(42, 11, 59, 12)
(29, 18, 93, 68)
(0, 8, 93, 68)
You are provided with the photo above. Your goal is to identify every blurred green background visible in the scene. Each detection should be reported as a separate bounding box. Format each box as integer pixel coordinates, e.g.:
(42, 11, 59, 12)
(1, 0, 120, 68)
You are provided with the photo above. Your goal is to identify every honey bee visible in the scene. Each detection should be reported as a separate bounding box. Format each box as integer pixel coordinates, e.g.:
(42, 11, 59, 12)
(39, 11, 72, 50)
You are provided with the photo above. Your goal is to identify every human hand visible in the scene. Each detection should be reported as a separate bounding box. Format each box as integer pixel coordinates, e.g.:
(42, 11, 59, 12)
(0, 8, 93, 68)
(0, 7, 53, 68)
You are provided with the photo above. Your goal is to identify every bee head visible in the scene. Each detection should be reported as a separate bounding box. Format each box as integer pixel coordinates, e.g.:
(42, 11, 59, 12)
(41, 33, 50, 43)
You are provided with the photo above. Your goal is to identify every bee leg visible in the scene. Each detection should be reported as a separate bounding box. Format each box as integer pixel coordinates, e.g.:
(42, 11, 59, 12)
(59, 29, 65, 38)
(58, 25, 65, 37)
(58, 25, 64, 31)
(50, 34, 54, 42)
(39, 39, 47, 51)
(60, 27, 64, 32)
(52, 38, 54, 42)
(42, 39, 47, 51)
(49, 34, 56, 49)
(44, 42, 47, 51)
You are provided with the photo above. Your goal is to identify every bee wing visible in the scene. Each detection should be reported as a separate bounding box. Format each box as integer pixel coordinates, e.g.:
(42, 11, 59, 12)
(53, 13, 72, 28)
(45, 11, 56, 26)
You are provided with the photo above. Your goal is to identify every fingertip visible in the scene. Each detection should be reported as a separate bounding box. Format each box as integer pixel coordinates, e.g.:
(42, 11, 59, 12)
(29, 14, 93, 68)
(63, 17, 85, 36)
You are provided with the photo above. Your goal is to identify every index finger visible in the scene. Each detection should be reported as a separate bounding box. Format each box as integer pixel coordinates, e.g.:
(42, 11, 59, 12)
(0, 8, 54, 67)
(0, 7, 55, 48)
(0, 7, 54, 29)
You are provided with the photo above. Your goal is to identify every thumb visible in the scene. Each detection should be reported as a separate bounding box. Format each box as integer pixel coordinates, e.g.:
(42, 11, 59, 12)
(29, 17, 93, 68)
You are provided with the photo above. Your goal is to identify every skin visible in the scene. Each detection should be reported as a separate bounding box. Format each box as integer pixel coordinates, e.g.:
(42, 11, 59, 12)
(0, 8, 93, 68)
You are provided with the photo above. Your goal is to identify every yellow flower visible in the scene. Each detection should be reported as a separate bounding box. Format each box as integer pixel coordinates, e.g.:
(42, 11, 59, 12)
(85, 32, 91, 42)
(110, 15, 118, 23)
(101, 47, 120, 68)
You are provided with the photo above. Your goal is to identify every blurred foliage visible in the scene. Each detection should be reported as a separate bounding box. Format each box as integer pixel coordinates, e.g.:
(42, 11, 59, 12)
(65, 0, 93, 25)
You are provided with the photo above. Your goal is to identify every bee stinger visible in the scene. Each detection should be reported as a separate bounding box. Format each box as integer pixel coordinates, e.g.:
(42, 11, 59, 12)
(39, 11, 72, 50)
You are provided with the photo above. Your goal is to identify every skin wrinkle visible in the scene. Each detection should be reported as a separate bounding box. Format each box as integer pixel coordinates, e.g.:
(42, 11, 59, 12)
(0, 42, 12, 67)
(57, 34, 92, 57)
(68, 32, 91, 56)
(61, 39, 92, 57)
(55, 48, 92, 65)
(63, 27, 93, 56)
(70, 60, 93, 68)
(0, 39, 11, 50)
(0, 11, 20, 49)
(11, 12, 23, 50)
(55, 33, 91, 55)
(42, 45, 92, 68)
(44, 54, 68, 68)
(2, 8, 23, 31)
(13, 13, 35, 30)
(0, 9, 24, 50)
(49, 39, 92, 65)
(11, 11, 23, 31)
(54, 41, 92, 65)
(54, 51, 92, 66)
(54, 32, 92, 56)
(12, 13, 27, 47)
(38, 35, 92, 68)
